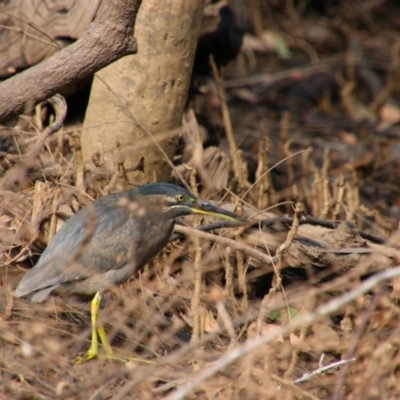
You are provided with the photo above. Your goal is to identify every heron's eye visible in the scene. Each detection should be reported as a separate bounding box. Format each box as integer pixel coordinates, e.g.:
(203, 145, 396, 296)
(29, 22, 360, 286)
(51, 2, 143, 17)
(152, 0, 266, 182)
(176, 194, 185, 203)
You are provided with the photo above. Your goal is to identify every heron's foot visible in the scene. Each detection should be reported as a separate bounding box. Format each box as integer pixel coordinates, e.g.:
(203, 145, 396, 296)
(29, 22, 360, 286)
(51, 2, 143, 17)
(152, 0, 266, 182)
(105, 352, 154, 364)
(74, 348, 99, 364)
(74, 349, 153, 364)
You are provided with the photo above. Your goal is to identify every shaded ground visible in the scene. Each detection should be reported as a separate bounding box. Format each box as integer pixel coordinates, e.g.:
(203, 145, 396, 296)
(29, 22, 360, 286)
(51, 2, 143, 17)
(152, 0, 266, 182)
(2, 1, 400, 399)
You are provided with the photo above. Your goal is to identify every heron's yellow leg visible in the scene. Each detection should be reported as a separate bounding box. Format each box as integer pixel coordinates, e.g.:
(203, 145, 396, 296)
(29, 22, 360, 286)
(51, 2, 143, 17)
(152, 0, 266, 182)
(97, 320, 153, 363)
(74, 292, 101, 364)
(74, 292, 153, 364)
(96, 321, 113, 357)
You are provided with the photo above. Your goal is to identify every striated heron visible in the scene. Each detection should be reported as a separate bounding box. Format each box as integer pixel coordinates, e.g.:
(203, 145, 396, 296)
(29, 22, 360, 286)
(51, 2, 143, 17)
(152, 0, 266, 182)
(15, 183, 242, 363)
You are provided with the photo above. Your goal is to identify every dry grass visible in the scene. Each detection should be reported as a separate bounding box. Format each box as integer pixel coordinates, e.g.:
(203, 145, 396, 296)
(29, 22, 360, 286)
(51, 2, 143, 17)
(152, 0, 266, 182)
(2, 1, 400, 399)
(1, 109, 400, 399)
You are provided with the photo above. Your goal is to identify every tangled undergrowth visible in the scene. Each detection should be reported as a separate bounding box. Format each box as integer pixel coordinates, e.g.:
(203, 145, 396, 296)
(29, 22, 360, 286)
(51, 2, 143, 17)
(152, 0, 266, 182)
(2, 1, 400, 399)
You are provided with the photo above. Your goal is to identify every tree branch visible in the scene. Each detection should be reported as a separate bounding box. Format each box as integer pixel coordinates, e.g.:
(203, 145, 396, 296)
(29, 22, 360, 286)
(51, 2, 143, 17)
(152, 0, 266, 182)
(0, 0, 141, 122)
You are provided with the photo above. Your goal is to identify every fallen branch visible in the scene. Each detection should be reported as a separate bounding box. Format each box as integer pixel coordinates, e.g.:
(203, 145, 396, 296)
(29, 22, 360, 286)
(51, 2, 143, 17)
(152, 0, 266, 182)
(173, 224, 275, 266)
(0, 0, 141, 122)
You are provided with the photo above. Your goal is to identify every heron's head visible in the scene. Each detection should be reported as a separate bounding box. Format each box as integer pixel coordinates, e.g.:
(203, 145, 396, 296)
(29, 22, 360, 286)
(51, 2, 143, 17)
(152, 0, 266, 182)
(135, 183, 242, 221)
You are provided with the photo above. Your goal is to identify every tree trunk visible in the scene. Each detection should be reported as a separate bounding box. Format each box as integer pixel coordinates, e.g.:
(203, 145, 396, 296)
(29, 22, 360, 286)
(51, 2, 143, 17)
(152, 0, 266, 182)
(81, 0, 205, 188)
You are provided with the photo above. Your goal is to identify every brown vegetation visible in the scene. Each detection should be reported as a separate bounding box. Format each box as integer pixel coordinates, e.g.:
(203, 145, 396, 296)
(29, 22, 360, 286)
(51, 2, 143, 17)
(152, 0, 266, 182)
(1, 1, 400, 399)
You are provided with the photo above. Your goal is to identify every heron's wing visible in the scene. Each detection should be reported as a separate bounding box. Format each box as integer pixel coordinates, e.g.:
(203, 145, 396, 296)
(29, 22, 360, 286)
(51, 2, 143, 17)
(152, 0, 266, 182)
(15, 195, 136, 298)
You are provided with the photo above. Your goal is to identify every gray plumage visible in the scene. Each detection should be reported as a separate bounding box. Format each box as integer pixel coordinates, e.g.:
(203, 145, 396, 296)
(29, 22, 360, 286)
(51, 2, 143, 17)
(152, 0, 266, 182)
(15, 183, 240, 303)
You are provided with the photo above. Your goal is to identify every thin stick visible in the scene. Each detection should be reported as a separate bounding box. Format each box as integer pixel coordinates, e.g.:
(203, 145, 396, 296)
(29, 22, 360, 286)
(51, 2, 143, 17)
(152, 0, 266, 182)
(293, 358, 356, 384)
(191, 239, 203, 343)
(209, 56, 238, 181)
(173, 225, 275, 266)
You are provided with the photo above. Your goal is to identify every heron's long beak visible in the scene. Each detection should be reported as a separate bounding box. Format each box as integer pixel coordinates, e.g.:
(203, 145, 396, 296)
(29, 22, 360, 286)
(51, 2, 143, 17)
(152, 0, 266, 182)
(192, 200, 245, 221)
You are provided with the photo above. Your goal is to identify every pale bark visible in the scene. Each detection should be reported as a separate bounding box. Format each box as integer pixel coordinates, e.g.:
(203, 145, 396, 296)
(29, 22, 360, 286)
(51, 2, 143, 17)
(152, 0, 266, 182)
(81, 0, 206, 185)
